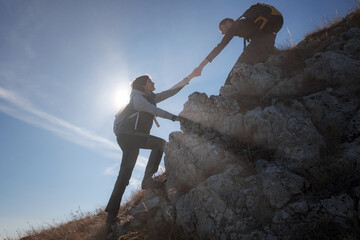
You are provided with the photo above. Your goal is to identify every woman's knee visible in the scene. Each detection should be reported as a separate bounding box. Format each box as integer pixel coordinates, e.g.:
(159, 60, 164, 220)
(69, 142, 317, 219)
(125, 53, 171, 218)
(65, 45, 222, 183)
(156, 138, 165, 151)
(146, 136, 165, 150)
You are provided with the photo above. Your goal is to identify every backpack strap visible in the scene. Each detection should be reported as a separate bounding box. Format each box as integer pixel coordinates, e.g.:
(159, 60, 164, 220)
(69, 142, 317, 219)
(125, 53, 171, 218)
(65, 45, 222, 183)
(236, 14, 244, 22)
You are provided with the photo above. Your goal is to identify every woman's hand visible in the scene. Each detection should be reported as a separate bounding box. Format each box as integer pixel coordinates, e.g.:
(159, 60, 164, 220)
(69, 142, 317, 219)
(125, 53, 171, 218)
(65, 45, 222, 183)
(188, 59, 208, 80)
(171, 115, 180, 122)
(186, 67, 202, 83)
(189, 67, 202, 79)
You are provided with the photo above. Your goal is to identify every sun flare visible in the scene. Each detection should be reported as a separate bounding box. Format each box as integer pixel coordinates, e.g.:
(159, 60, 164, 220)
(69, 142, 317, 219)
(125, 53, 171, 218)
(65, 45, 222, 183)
(113, 84, 131, 110)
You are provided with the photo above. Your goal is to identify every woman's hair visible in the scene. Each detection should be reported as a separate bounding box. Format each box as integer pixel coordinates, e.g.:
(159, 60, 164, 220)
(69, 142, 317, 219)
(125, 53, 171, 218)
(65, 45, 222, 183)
(131, 75, 151, 91)
(219, 18, 235, 28)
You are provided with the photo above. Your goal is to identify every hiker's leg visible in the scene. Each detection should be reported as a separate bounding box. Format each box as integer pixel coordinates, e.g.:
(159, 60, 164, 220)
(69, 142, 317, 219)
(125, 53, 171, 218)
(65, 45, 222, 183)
(142, 135, 166, 179)
(224, 51, 246, 85)
(105, 136, 140, 216)
(243, 33, 276, 64)
(224, 19, 258, 85)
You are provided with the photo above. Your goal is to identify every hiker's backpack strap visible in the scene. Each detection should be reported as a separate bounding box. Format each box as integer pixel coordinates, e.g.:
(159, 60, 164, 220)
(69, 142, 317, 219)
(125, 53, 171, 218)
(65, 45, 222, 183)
(236, 14, 245, 22)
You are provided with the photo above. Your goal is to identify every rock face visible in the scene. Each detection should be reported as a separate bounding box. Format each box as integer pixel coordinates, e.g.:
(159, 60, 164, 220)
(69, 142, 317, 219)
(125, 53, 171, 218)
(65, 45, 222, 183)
(120, 12, 360, 240)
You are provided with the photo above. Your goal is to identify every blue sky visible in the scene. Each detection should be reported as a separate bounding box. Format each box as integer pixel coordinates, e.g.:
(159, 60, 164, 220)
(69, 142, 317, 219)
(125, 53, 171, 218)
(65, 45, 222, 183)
(0, 0, 356, 238)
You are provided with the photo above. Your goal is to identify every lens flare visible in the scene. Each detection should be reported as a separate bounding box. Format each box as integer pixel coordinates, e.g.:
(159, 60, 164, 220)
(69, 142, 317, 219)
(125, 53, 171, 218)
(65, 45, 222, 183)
(113, 84, 130, 110)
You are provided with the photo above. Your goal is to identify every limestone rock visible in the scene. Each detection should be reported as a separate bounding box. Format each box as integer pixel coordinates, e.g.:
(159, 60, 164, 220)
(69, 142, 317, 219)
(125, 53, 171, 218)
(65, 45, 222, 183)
(164, 130, 247, 201)
(271, 193, 356, 238)
(302, 87, 360, 140)
(354, 187, 360, 220)
(256, 161, 309, 209)
(129, 196, 166, 219)
(346, 108, 360, 141)
(179, 93, 324, 171)
(176, 166, 272, 239)
(220, 62, 283, 98)
(321, 193, 355, 219)
(265, 73, 306, 98)
(243, 99, 324, 171)
(304, 51, 360, 86)
(174, 160, 310, 239)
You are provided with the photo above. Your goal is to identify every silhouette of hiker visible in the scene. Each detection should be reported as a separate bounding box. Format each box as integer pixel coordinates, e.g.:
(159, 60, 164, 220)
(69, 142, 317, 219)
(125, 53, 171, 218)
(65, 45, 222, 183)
(194, 3, 283, 85)
(105, 71, 200, 227)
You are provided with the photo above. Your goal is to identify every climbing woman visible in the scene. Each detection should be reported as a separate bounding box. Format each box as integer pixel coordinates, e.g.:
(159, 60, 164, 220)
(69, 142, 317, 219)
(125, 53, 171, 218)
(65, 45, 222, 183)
(105, 70, 199, 228)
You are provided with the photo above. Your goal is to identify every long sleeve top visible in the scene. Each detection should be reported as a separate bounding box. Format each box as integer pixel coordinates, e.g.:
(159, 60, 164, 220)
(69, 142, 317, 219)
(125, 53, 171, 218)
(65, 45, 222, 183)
(206, 19, 256, 63)
(113, 77, 189, 135)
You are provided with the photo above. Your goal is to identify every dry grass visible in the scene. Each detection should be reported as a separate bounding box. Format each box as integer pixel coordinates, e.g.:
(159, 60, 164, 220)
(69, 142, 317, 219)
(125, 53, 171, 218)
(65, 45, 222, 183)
(118, 222, 190, 240)
(17, 209, 108, 240)
(10, 190, 144, 240)
(276, 4, 360, 78)
(305, 3, 360, 41)
(16, 178, 191, 240)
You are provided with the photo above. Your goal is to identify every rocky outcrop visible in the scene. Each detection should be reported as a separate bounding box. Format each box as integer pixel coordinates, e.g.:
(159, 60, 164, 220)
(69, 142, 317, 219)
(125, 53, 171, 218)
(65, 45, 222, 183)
(114, 11, 360, 240)
(175, 162, 309, 239)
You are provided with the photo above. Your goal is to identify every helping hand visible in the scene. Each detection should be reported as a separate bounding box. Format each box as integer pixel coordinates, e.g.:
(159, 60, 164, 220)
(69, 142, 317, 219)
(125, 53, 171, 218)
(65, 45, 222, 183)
(191, 67, 202, 78)
(187, 67, 202, 82)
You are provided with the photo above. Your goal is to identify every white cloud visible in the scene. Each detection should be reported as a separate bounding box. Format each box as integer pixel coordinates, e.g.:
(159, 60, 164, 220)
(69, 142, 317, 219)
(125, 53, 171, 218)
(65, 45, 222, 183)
(158, 165, 166, 174)
(135, 155, 148, 168)
(103, 163, 119, 176)
(0, 86, 170, 176)
(0, 86, 120, 158)
(103, 154, 149, 176)
(129, 178, 141, 189)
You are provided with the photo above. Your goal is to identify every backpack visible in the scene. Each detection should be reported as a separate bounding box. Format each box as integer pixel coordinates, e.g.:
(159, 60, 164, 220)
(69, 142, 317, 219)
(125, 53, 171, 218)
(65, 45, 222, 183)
(240, 3, 283, 34)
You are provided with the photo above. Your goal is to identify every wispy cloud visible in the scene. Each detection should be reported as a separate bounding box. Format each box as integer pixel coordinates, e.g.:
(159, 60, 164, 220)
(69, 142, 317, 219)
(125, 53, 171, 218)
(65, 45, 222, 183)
(103, 155, 149, 176)
(0, 86, 166, 177)
(129, 178, 141, 189)
(0, 86, 120, 158)
(136, 156, 148, 168)
(104, 163, 120, 176)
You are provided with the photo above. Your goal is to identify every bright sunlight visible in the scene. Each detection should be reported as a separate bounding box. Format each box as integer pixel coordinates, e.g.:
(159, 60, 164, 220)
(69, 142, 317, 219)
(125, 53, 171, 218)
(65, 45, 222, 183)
(112, 83, 131, 110)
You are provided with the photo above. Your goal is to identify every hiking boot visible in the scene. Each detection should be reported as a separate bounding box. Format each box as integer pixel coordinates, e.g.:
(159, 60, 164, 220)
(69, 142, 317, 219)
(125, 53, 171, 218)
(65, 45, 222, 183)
(141, 178, 165, 189)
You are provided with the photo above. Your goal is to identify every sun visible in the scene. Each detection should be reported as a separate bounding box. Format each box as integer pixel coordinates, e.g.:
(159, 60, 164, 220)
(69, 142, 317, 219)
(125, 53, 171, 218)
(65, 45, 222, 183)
(112, 83, 131, 110)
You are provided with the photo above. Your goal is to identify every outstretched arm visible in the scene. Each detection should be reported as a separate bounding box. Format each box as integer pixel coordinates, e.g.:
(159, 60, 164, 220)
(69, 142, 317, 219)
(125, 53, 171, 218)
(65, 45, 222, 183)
(155, 70, 201, 103)
(195, 28, 235, 76)
(193, 59, 209, 77)
(133, 94, 175, 120)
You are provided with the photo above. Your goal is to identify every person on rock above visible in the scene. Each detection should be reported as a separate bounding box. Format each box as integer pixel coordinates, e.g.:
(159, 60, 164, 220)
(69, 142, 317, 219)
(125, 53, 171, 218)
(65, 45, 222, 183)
(105, 70, 200, 229)
(193, 3, 283, 85)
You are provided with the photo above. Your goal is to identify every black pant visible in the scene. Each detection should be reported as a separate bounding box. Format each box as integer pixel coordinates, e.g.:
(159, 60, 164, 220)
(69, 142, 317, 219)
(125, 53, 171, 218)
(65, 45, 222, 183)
(105, 132, 165, 215)
(225, 32, 276, 85)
